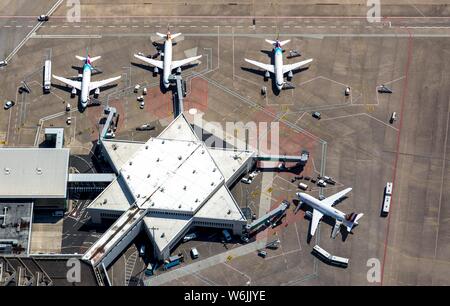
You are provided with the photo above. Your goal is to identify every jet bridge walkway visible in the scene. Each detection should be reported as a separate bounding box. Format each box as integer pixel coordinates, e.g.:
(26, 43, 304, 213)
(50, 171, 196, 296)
(82, 205, 147, 269)
(245, 200, 290, 233)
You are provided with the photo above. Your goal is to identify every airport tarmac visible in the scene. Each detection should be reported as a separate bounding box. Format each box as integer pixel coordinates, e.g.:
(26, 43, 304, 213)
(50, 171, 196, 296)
(0, 1, 449, 286)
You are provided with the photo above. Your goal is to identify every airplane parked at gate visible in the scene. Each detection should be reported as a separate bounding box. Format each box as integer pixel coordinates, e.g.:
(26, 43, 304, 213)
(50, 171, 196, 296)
(53, 49, 121, 109)
(245, 39, 313, 91)
(296, 188, 363, 239)
(134, 31, 202, 89)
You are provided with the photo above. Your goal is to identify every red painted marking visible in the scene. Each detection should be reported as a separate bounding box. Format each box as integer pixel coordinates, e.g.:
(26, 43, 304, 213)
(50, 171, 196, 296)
(184, 78, 208, 114)
(145, 87, 172, 119)
(380, 27, 413, 286)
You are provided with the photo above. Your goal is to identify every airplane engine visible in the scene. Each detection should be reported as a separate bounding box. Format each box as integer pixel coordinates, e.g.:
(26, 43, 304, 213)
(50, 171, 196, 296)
(153, 67, 159, 74)
(304, 210, 313, 220)
(176, 67, 182, 74)
(71, 87, 77, 97)
(264, 70, 270, 79)
(288, 70, 293, 79)
(94, 87, 100, 97)
(77, 73, 83, 80)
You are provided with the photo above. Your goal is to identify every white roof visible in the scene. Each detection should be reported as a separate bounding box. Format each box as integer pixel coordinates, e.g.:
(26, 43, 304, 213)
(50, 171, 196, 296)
(102, 140, 145, 172)
(0, 148, 69, 198)
(208, 148, 254, 183)
(158, 114, 199, 142)
(195, 185, 246, 222)
(88, 176, 134, 211)
(143, 214, 192, 253)
(120, 138, 224, 214)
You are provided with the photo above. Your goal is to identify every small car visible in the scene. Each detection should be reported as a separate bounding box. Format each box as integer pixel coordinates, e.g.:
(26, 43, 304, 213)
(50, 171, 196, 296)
(183, 232, 197, 243)
(140, 101, 145, 109)
(222, 229, 232, 242)
(0, 60, 7, 67)
(38, 15, 49, 21)
(312, 111, 321, 120)
(4, 100, 15, 110)
(258, 250, 267, 258)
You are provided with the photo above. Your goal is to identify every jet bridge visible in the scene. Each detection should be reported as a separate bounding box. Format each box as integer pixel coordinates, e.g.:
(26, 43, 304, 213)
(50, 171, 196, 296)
(169, 74, 185, 118)
(245, 200, 290, 233)
(82, 205, 147, 268)
(98, 106, 117, 143)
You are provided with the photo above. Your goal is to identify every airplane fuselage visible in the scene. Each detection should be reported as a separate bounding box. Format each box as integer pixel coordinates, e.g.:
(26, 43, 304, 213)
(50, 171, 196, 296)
(163, 38, 173, 88)
(274, 47, 284, 90)
(298, 193, 347, 223)
(80, 63, 92, 108)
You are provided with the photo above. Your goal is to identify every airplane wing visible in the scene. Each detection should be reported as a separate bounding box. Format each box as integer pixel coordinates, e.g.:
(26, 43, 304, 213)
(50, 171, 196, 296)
(171, 55, 202, 70)
(53, 75, 82, 90)
(282, 58, 313, 74)
(244, 58, 275, 73)
(321, 187, 352, 207)
(310, 209, 324, 236)
(134, 54, 163, 69)
(89, 76, 121, 91)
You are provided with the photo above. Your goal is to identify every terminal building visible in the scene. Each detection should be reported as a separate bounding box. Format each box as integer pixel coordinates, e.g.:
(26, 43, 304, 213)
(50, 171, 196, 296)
(83, 114, 256, 267)
(0, 148, 70, 209)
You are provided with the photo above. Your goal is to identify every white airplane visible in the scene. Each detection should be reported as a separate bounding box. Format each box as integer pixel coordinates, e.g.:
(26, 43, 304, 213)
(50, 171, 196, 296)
(296, 188, 363, 239)
(245, 39, 313, 91)
(134, 31, 202, 89)
(53, 51, 121, 109)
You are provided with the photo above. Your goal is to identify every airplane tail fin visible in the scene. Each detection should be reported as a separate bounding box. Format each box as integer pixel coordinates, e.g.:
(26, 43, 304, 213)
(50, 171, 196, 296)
(265, 39, 290, 47)
(171, 33, 181, 40)
(279, 39, 291, 46)
(89, 56, 101, 63)
(344, 212, 364, 232)
(75, 55, 101, 63)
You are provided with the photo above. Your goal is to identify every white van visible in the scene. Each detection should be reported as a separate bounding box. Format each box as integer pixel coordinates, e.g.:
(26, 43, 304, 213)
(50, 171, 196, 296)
(190, 247, 199, 259)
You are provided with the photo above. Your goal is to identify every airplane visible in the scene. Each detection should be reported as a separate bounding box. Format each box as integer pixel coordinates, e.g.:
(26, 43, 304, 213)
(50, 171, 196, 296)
(296, 188, 363, 239)
(53, 50, 121, 109)
(244, 39, 313, 91)
(134, 31, 202, 89)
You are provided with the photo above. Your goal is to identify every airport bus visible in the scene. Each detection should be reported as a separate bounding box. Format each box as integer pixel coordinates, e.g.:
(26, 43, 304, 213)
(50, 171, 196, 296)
(382, 182, 393, 216)
(330, 255, 349, 268)
(43, 60, 52, 93)
(382, 195, 391, 217)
